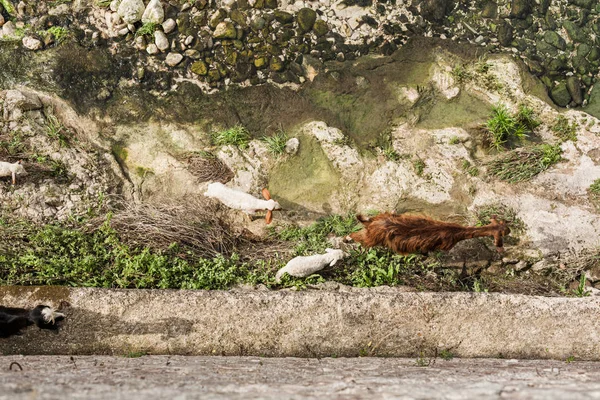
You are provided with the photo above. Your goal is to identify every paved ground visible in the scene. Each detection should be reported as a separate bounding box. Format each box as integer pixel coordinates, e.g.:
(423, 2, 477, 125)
(1, 356, 600, 399)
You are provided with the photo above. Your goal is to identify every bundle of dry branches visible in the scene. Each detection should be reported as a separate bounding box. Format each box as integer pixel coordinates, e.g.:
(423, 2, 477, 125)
(87, 196, 239, 258)
(179, 151, 233, 183)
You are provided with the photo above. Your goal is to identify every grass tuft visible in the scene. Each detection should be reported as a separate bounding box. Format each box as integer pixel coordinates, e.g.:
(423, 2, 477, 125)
(261, 130, 288, 155)
(487, 144, 562, 183)
(485, 104, 536, 150)
(552, 115, 578, 142)
(211, 125, 251, 149)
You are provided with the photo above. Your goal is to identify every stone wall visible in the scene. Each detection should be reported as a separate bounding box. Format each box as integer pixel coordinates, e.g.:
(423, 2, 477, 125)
(0, 0, 598, 108)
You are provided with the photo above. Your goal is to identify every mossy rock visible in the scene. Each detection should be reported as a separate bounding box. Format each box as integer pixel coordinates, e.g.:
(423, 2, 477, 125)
(270, 56, 284, 72)
(209, 9, 227, 29)
(509, 0, 531, 19)
(207, 69, 221, 82)
(578, 43, 592, 57)
(566, 76, 584, 105)
(296, 8, 317, 34)
(563, 20, 588, 43)
(254, 56, 268, 69)
(536, 39, 558, 56)
(481, 1, 497, 18)
(191, 60, 209, 75)
(588, 46, 600, 61)
(265, 0, 278, 9)
(497, 22, 513, 46)
(250, 16, 266, 31)
(230, 10, 248, 28)
(266, 44, 281, 55)
(213, 21, 237, 39)
(570, 0, 595, 9)
(550, 82, 572, 107)
(225, 49, 238, 65)
(313, 19, 329, 37)
(274, 10, 294, 24)
(252, 0, 264, 8)
(543, 31, 566, 50)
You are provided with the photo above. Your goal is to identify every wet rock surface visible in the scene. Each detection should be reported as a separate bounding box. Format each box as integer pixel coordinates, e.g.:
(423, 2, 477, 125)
(1, 356, 599, 400)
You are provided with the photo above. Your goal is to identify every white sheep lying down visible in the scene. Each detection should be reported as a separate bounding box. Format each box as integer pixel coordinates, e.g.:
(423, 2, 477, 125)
(204, 182, 281, 223)
(275, 248, 348, 282)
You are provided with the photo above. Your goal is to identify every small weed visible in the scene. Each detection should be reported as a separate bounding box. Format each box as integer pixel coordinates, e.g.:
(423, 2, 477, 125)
(124, 351, 147, 358)
(474, 203, 526, 233)
(451, 64, 471, 83)
(565, 356, 575, 364)
(46, 26, 70, 44)
(49, 159, 70, 182)
(485, 104, 531, 151)
(413, 159, 426, 176)
(487, 144, 562, 183)
(333, 135, 352, 146)
(261, 130, 288, 155)
(461, 159, 479, 176)
(415, 350, 432, 367)
(136, 22, 158, 38)
(111, 143, 128, 163)
(589, 179, 600, 204)
(449, 136, 460, 145)
(439, 349, 454, 361)
(382, 145, 402, 162)
(46, 113, 69, 147)
(552, 115, 578, 142)
(211, 125, 251, 149)
(96, 0, 112, 6)
(474, 58, 491, 74)
(472, 279, 488, 293)
(572, 274, 591, 297)
(0, 131, 27, 156)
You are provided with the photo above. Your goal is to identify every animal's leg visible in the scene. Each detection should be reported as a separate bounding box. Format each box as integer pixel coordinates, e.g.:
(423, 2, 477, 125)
(11, 172, 15, 185)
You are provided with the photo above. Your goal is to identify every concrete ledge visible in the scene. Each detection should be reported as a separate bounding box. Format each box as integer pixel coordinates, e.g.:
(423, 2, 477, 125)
(1, 286, 599, 359)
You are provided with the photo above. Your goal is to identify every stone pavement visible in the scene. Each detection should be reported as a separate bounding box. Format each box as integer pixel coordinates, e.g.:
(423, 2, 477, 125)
(1, 356, 600, 400)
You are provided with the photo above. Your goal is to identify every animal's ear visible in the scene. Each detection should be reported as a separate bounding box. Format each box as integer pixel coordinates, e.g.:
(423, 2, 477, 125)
(262, 188, 271, 200)
(17, 160, 22, 165)
(329, 259, 338, 266)
(265, 210, 273, 224)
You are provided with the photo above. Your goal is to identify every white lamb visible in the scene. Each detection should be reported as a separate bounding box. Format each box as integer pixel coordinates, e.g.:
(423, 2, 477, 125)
(275, 248, 348, 282)
(0, 160, 27, 185)
(204, 182, 281, 223)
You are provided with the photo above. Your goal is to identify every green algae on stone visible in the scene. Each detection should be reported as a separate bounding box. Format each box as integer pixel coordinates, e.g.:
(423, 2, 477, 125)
(550, 82, 572, 107)
(0, 0, 16, 16)
(274, 10, 293, 24)
(213, 21, 237, 39)
(191, 60, 208, 75)
(268, 134, 340, 210)
(296, 8, 317, 34)
(254, 55, 268, 69)
(313, 19, 329, 37)
(269, 56, 284, 72)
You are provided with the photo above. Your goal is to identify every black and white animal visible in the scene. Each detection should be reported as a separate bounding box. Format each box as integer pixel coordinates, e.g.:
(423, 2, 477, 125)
(0, 160, 28, 185)
(204, 182, 281, 224)
(0, 305, 65, 338)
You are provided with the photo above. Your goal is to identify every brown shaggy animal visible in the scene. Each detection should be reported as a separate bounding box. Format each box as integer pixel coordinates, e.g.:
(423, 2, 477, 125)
(348, 213, 511, 254)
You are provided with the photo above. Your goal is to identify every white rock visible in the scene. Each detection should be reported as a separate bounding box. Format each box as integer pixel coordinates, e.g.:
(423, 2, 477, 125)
(165, 52, 184, 67)
(146, 43, 159, 55)
(109, 0, 120, 12)
(2, 21, 16, 36)
(117, 0, 144, 24)
(162, 18, 176, 34)
(22, 36, 43, 50)
(141, 0, 164, 24)
(154, 30, 169, 51)
(285, 138, 300, 155)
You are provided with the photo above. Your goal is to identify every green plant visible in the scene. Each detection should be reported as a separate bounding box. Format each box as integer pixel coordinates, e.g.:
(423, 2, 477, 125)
(572, 274, 591, 297)
(211, 125, 251, 149)
(413, 159, 425, 176)
(333, 135, 352, 146)
(136, 22, 158, 38)
(474, 203, 526, 233)
(487, 144, 562, 183)
(461, 159, 479, 176)
(552, 115, 578, 142)
(485, 104, 530, 150)
(565, 356, 575, 363)
(451, 64, 471, 83)
(589, 179, 600, 204)
(46, 113, 69, 147)
(439, 349, 454, 361)
(449, 136, 460, 145)
(96, 0, 112, 6)
(381, 145, 402, 161)
(125, 351, 147, 358)
(516, 104, 541, 131)
(46, 26, 70, 44)
(472, 278, 488, 293)
(261, 130, 288, 155)
(350, 250, 419, 287)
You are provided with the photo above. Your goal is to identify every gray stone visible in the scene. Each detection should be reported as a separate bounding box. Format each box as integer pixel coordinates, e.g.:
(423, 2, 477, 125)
(213, 21, 237, 39)
(146, 43, 159, 55)
(154, 30, 169, 51)
(117, 0, 144, 24)
(285, 137, 300, 154)
(22, 36, 42, 50)
(509, 0, 531, 19)
(162, 18, 176, 34)
(165, 52, 184, 67)
(141, 0, 164, 24)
